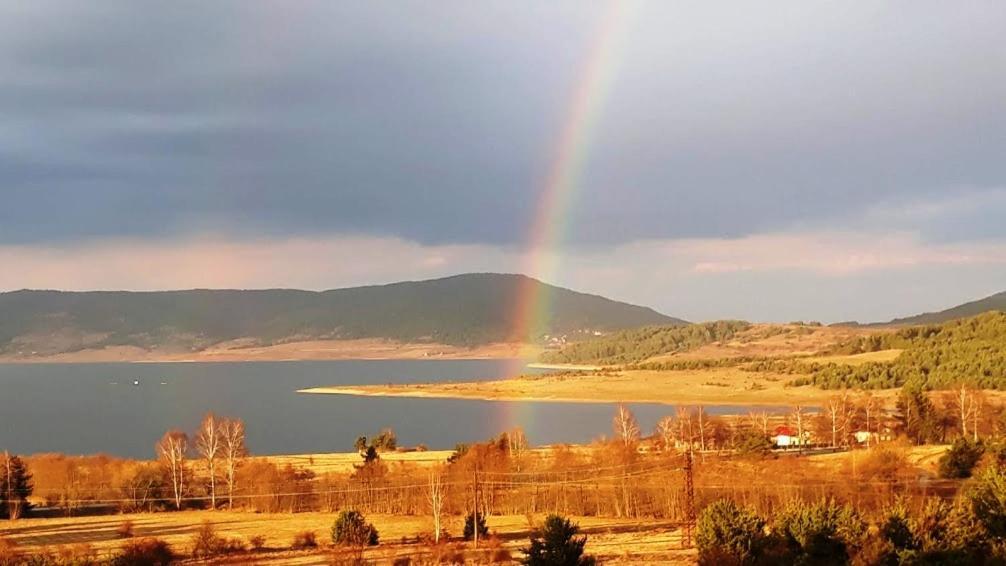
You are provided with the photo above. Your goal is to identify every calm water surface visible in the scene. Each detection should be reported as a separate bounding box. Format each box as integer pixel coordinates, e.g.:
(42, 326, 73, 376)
(0, 360, 787, 458)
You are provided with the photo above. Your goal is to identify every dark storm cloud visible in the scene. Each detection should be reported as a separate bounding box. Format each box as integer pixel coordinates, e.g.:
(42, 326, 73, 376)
(1, 1, 1004, 246)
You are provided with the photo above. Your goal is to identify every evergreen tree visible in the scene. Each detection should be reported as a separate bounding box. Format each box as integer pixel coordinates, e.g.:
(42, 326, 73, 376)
(1, 453, 33, 519)
(895, 386, 942, 445)
(521, 514, 595, 566)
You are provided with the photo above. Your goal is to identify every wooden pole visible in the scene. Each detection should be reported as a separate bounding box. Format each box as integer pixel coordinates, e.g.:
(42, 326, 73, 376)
(5, 450, 13, 521)
(473, 466, 479, 549)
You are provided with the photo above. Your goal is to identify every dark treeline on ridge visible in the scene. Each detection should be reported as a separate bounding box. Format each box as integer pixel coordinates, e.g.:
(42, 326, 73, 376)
(0, 273, 678, 355)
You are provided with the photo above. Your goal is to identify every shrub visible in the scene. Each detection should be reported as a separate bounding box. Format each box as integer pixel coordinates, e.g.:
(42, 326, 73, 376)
(249, 534, 266, 551)
(773, 500, 865, 565)
(113, 538, 174, 566)
(878, 502, 917, 552)
(332, 510, 379, 547)
(967, 466, 1006, 539)
(855, 445, 909, 483)
(939, 438, 986, 479)
(463, 511, 489, 541)
(191, 521, 244, 558)
(520, 514, 595, 566)
(116, 520, 135, 539)
(695, 500, 769, 566)
(291, 530, 318, 549)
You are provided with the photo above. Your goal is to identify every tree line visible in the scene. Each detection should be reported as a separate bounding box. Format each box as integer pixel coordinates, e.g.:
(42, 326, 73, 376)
(801, 311, 1006, 390)
(540, 320, 750, 365)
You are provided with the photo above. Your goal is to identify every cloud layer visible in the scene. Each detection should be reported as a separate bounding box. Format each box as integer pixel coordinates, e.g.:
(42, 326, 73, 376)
(1, 2, 1004, 247)
(2, 2, 1005, 321)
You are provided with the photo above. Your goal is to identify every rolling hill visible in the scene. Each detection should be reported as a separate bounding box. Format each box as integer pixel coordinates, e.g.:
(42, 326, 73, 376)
(882, 290, 1006, 326)
(0, 273, 683, 358)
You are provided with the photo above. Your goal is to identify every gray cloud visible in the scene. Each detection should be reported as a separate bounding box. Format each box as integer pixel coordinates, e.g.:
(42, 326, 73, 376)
(1, 1, 1004, 247)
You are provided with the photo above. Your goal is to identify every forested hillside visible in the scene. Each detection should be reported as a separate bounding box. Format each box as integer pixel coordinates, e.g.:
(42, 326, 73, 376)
(799, 312, 1006, 390)
(0, 273, 680, 356)
(881, 290, 1006, 326)
(539, 320, 749, 365)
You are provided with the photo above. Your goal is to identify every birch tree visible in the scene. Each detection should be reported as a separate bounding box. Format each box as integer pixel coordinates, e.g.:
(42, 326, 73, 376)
(676, 407, 694, 450)
(613, 405, 640, 449)
(748, 411, 770, 436)
(696, 406, 708, 451)
(219, 417, 247, 509)
(427, 468, 447, 543)
(195, 413, 222, 509)
(858, 392, 878, 447)
(952, 383, 976, 439)
(792, 405, 807, 449)
(656, 415, 676, 451)
(156, 430, 189, 510)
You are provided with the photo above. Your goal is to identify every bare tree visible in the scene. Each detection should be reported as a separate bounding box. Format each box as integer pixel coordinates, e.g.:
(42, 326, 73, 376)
(972, 389, 987, 442)
(951, 383, 976, 439)
(696, 406, 708, 451)
(219, 417, 247, 509)
(655, 415, 676, 451)
(195, 413, 222, 509)
(792, 405, 807, 449)
(822, 393, 854, 447)
(748, 411, 770, 436)
(676, 406, 695, 450)
(858, 392, 878, 447)
(613, 404, 640, 449)
(507, 427, 528, 470)
(156, 430, 189, 510)
(427, 468, 447, 543)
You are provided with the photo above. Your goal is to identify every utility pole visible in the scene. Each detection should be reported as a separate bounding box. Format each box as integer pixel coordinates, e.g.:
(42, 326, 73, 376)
(5, 450, 12, 522)
(682, 448, 696, 548)
(473, 466, 479, 549)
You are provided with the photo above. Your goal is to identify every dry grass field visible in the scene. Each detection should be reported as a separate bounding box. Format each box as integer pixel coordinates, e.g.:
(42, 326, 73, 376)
(0, 511, 692, 564)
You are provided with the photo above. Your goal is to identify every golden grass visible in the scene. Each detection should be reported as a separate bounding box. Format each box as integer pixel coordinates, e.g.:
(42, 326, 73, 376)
(807, 349, 903, 366)
(260, 449, 455, 475)
(0, 511, 692, 564)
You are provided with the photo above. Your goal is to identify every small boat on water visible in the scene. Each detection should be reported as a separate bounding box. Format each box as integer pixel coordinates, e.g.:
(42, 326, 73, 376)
(132, 380, 140, 386)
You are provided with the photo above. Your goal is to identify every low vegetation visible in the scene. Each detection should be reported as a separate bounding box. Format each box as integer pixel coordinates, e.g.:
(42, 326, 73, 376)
(801, 312, 1006, 390)
(540, 320, 750, 365)
(697, 466, 1006, 565)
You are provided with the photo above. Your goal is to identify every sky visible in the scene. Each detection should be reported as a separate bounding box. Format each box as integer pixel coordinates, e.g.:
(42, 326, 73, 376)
(1, 1, 1005, 323)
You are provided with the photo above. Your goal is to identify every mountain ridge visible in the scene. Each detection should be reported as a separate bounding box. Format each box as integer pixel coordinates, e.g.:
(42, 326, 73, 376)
(0, 273, 684, 357)
(878, 290, 1006, 327)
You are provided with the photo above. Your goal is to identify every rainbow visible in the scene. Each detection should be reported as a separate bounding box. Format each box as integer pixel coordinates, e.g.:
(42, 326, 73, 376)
(509, 0, 633, 356)
(495, 2, 633, 441)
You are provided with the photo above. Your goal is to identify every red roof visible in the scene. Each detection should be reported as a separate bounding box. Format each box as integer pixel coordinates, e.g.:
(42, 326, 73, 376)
(773, 425, 797, 437)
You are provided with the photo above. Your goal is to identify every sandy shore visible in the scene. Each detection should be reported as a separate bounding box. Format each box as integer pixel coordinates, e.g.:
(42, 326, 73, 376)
(300, 367, 875, 407)
(0, 339, 540, 364)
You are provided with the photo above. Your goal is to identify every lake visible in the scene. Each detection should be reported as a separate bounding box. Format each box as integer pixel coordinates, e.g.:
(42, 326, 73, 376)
(0, 360, 787, 458)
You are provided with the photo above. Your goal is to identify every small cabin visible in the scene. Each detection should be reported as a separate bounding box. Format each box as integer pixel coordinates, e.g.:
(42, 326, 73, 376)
(772, 425, 808, 448)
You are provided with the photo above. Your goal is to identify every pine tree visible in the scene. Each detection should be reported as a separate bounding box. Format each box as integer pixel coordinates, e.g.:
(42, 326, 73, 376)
(1, 452, 33, 519)
(521, 514, 595, 566)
